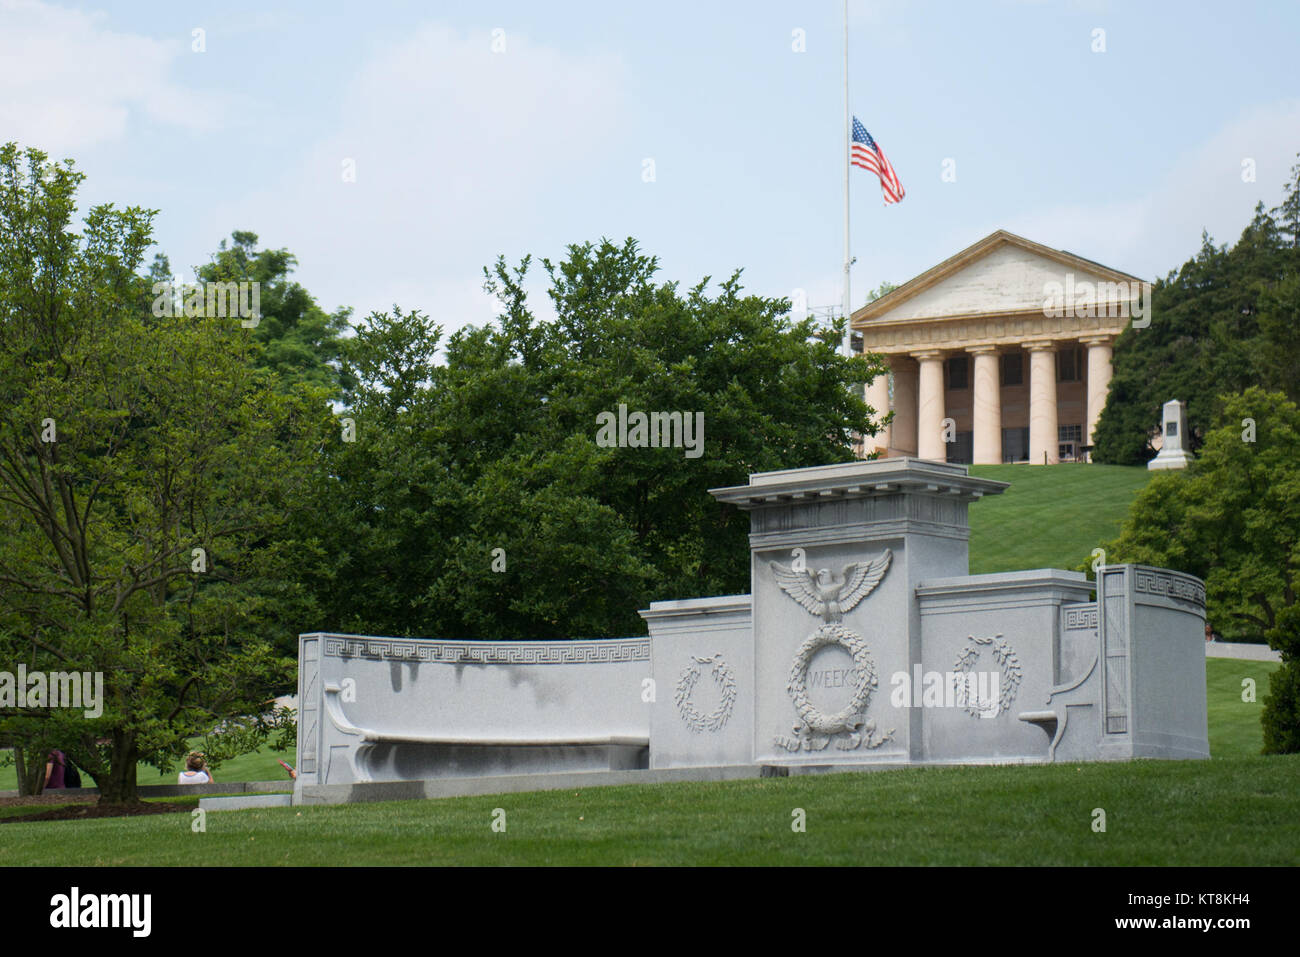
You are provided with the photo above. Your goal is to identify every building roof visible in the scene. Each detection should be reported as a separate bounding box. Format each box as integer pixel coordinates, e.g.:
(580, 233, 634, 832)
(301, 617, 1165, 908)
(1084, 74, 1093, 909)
(851, 229, 1144, 328)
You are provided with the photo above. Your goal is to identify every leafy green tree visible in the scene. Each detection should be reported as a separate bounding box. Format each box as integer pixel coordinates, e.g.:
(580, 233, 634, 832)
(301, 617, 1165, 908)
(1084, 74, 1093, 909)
(1091, 387, 1300, 752)
(1256, 158, 1300, 398)
(1094, 160, 1300, 464)
(1256, 271, 1300, 401)
(0, 144, 334, 801)
(196, 231, 353, 398)
(303, 238, 886, 640)
(866, 280, 898, 305)
(1275, 154, 1300, 248)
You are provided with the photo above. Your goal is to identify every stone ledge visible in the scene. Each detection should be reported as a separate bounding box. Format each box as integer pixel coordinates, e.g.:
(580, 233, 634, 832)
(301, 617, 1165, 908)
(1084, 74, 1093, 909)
(1205, 642, 1281, 662)
(918, 567, 1091, 597)
(296, 765, 763, 806)
(200, 793, 294, 812)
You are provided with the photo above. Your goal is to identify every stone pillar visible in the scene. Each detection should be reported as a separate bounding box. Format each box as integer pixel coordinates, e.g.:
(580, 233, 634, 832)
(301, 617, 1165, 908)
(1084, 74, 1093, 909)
(1081, 335, 1113, 450)
(864, 365, 892, 456)
(914, 350, 946, 462)
(890, 357, 918, 457)
(1027, 341, 1058, 465)
(709, 458, 1009, 769)
(968, 346, 1001, 465)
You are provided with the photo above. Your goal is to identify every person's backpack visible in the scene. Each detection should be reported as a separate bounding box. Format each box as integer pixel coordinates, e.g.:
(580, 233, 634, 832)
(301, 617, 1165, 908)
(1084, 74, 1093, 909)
(63, 760, 81, 789)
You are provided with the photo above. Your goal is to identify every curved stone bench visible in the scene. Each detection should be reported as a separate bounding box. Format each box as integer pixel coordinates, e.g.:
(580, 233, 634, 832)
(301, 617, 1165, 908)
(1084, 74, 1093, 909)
(296, 634, 652, 790)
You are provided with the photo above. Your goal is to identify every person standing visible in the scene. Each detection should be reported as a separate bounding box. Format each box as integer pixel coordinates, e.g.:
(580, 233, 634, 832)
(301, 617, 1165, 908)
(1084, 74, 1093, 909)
(44, 749, 67, 790)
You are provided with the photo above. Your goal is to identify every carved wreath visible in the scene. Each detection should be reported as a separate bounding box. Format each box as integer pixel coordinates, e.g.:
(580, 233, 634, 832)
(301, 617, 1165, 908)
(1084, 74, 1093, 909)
(674, 654, 738, 733)
(787, 623, 878, 735)
(952, 634, 1022, 718)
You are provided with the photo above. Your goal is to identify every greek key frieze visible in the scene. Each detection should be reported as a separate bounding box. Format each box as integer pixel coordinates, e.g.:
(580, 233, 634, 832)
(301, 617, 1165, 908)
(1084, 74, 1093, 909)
(1064, 607, 1099, 630)
(1132, 570, 1205, 607)
(322, 637, 651, 664)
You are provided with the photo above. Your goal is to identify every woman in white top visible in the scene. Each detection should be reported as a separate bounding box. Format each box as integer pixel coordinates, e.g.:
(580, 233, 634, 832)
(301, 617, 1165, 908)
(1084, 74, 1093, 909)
(178, 751, 213, 784)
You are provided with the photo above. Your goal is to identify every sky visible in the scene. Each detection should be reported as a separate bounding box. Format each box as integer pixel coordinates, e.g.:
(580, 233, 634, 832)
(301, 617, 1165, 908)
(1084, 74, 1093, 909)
(3, 0, 1298, 337)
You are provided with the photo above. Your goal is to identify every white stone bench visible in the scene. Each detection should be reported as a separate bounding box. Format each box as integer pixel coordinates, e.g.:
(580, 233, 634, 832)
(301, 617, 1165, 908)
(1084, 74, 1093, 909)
(296, 634, 653, 792)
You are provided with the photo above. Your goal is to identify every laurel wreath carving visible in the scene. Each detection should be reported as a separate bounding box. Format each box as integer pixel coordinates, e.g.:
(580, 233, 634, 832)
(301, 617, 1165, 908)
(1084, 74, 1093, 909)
(952, 634, 1022, 718)
(674, 654, 738, 733)
(787, 623, 878, 734)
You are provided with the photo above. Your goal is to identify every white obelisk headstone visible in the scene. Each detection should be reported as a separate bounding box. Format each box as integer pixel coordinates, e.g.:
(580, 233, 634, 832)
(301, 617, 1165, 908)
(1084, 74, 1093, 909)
(1148, 399, 1194, 470)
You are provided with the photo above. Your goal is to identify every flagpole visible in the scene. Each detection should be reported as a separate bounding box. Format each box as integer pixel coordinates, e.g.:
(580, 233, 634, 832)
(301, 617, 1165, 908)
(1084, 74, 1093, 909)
(842, 0, 852, 358)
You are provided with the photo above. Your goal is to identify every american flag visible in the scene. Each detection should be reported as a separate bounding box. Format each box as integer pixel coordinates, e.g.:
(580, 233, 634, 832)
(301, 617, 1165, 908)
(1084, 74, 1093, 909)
(851, 117, 904, 204)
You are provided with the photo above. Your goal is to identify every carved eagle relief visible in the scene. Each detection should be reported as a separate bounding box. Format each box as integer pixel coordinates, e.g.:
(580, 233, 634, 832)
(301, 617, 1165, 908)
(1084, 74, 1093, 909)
(769, 549, 893, 623)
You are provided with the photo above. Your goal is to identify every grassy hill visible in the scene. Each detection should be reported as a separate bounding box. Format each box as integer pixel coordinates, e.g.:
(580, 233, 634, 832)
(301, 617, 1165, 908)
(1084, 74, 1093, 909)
(967, 464, 1153, 574)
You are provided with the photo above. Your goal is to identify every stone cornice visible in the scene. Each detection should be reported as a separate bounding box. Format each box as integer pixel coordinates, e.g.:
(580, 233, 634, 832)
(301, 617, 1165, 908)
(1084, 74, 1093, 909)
(859, 309, 1129, 354)
(709, 457, 1008, 510)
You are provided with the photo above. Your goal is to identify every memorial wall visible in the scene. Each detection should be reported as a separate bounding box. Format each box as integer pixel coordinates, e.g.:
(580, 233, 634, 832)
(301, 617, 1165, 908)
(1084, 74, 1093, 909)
(295, 458, 1209, 804)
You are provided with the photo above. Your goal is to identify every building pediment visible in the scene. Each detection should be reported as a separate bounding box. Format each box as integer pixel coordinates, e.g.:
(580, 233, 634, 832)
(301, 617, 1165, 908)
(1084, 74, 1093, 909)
(852, 230, 1144, 329)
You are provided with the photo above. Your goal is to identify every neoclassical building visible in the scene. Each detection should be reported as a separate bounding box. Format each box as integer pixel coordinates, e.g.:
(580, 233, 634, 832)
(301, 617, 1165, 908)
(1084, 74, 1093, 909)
(853, 230, 1143, 465)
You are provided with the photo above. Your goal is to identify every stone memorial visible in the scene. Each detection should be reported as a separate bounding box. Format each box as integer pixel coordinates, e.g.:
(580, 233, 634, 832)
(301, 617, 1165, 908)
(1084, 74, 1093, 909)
(1147, 399, 1194, 470)
(295, 457, 1209, 805)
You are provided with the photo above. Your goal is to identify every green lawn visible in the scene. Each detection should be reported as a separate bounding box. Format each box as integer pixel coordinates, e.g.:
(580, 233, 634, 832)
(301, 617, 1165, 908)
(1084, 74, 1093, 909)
(1, 755, 1295, 866)
(0, 657, 1284, 865)
(1208, 657, 1279, 757)
(967, 463, 1152, 575)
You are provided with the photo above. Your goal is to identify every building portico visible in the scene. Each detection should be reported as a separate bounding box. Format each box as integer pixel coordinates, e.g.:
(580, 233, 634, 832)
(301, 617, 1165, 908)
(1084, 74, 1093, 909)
(854, 230, 1143, 464)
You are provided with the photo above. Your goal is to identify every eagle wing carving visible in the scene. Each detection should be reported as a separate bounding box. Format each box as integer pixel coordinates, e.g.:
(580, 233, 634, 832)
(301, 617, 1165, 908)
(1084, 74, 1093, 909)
(836, 549, 893, 615)
(769, 562, 825, 618)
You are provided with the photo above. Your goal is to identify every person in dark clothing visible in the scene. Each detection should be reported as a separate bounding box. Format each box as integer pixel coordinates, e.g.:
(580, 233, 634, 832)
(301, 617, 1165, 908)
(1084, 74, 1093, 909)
(44, 749, 67, 789)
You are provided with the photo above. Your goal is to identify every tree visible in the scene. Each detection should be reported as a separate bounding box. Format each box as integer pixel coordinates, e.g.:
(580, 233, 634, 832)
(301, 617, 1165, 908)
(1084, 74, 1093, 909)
(301, 238, 887, 640)
(866, 281, 898, 305)
(1256, 155, 1300, 401)
(1093, 160, 1300, 464)
(1091, 387, 1300, 752)
(196, 231, 353, 399)
(0, 144, 334, 802)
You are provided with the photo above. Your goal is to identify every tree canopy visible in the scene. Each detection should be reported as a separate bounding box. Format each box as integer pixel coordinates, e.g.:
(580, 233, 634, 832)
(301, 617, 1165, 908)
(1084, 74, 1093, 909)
(299, 238, 887, 641)
(195, 231, 353, 398)
(0, 144, 333, 801)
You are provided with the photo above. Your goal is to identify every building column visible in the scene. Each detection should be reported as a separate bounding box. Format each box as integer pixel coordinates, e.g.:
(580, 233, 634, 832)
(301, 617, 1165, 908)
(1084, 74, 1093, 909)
(1027, 341, 1058, 465)
(968, 345, 1001, 465)
(890, 357, 918, 456)
(1081, 335, 1113, 450)
(864, 362, 892, 456)
(914, 350, 946, 461)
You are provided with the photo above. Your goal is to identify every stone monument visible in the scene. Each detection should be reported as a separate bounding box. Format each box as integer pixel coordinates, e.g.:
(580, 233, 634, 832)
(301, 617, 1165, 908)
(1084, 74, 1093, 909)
(1148, 399, 1194, 470)
(295, 457, 1210, 805)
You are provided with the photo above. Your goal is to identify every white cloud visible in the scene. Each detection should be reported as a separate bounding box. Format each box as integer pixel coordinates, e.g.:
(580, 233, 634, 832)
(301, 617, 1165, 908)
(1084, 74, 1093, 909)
(1006, 99, 1300, 279)
(213, 23, 624, 334)
(0, 0, 222, 154)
